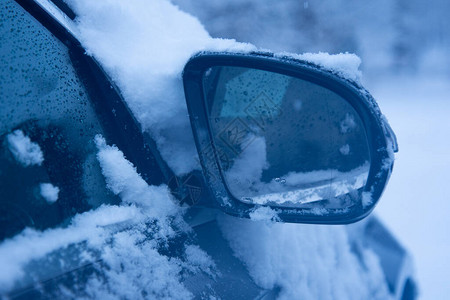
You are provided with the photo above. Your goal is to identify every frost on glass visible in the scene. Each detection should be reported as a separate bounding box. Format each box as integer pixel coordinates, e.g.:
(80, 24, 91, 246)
(205, 66, 370, 209)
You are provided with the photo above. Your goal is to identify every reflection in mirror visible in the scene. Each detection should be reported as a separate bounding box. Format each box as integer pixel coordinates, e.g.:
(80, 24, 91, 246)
(204, 66, 370, 209)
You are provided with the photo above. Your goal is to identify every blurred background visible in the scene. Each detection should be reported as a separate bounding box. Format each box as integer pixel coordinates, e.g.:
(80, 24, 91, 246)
(173, 0, 450, 79)
(172, 1, 450, 299)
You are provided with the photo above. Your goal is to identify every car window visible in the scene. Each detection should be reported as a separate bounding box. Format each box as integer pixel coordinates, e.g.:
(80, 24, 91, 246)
(0, 0, 118, 241)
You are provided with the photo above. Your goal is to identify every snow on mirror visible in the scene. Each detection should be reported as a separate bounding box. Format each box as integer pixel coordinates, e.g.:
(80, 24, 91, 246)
(204, 66, 370, 209)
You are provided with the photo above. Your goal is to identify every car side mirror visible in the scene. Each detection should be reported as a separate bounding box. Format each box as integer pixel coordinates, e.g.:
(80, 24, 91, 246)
(183, 52, 397, 224)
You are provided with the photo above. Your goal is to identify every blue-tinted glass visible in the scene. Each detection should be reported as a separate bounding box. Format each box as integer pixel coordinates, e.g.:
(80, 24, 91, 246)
(205, 66, 370, 209)
(0, 0, 117, 241)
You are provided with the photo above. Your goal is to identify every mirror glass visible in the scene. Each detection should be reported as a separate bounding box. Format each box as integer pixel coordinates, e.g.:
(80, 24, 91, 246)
(203, 66, 370, 209)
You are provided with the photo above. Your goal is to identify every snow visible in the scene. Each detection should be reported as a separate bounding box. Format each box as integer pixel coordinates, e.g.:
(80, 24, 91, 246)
(39, 183, 60, 203)
(0, 136, 214, 297)
(65, 0, 255, 176)
(362, 192, 373, 209)
(184, 244, 215, 275)
(94, 135, 186, 239)
(248, 206, 279, 222)
(6, 130, 44, 167)
(278, 52, 363, 83)
(218, 214, 392, 300)
(0, 204, 139, 292)
(82, 228, 193, 300)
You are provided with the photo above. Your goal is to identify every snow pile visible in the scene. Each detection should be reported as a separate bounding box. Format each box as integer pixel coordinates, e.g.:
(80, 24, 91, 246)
(95, 135, 180, 223)
(6, 130, 44, 167)
(66, 0, 255, 175)
(219, 215, 392, 300)
(248, 206, 279, 222)
(278, 52, 363, 83)
(0, 204, 139, 292)
(0, 136, 213, 297)
(39, 183, 60, 203)
(81, 228, 194, 300)
(85, 137, 214, 298)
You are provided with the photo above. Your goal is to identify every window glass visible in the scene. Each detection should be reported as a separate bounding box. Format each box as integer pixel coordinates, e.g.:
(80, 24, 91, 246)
(0, 0, 118, 241)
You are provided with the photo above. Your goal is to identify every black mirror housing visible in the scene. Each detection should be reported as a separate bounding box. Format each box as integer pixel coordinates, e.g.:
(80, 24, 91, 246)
(183, 51, 396, 224)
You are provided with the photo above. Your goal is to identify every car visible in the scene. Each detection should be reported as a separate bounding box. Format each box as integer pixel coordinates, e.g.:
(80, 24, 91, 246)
(0, 0, 417, 299)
